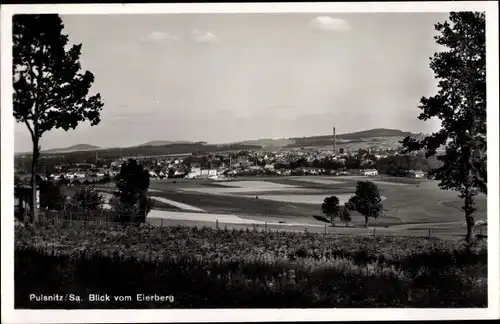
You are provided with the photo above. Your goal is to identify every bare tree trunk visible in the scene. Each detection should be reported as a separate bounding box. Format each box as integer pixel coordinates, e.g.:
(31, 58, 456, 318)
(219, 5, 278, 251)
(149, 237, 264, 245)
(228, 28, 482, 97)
(463, 186, 476, 242)
(466, 214, 475, 242)
(30, 140, 39, 224)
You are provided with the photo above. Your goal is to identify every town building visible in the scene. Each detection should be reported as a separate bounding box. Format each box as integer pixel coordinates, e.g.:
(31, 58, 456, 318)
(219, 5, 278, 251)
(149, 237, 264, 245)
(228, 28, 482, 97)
(408, 170, 425, 178)
(361, 169, 379, 176)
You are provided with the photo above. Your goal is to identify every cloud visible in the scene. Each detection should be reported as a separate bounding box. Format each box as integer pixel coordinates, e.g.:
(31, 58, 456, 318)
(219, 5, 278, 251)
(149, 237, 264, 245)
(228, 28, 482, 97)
(191, 30, 220, 44)
(310, 16, 351, 31)
(141, 31, 179, 43)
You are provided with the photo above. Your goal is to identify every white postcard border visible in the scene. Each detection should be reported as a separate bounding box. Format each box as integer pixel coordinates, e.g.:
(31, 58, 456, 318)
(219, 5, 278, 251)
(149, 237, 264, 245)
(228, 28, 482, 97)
(2, 2, 499, 323)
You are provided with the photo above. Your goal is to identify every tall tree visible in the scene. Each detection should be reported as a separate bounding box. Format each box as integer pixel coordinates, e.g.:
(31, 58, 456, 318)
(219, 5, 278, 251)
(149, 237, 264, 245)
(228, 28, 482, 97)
(401, 12, 486, 242)
(114, 159, 152, 223)
(346, 181, 384, 228)
(13, 15, 104, 223)
(321, 196, 341, 225)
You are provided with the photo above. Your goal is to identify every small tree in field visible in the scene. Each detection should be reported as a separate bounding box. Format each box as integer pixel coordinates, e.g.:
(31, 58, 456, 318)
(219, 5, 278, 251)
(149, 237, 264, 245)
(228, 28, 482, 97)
(340, 207, 352, 227)
(346, 181, 384, 228)
(114, 159, 152, 223)
(321, 196, 341, 225)
(401, 12, 486, 242)
(13, 15, 104, 224)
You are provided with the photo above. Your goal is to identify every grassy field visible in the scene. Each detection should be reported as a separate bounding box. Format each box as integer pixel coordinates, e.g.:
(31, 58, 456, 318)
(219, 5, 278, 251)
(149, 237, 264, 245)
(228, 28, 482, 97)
(93, 175, 487, 240)
(150, 176, 484, 217)
(15, 221, 487, 308)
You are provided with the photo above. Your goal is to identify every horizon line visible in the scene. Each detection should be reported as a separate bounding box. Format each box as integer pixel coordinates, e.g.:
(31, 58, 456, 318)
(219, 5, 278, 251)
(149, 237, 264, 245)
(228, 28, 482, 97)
(14, 127, 424, 154)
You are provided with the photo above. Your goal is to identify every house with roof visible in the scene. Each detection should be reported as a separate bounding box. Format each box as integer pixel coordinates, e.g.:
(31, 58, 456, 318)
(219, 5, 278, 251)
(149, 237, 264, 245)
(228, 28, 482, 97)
(361, 169, 378, 176)
(408, 170, 425, 178)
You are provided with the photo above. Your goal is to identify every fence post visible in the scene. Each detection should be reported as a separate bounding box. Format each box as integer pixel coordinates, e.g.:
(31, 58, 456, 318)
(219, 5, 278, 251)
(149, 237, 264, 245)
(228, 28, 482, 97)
(265, 222, 267, 233)
(373, 228, 376, 237)
(161, 218, 163, 227)
(216, 219, 219, 229)
(428, 228, 431, 239)
(324, 224, 327, 235)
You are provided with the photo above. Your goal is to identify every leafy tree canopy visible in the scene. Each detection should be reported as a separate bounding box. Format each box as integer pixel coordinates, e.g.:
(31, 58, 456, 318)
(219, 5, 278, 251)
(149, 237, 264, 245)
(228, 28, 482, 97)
(13, 14, 104, 223)
(114, 159, 152, 222)
(68, 186, 104, 213)
(401, 12, 486, 241)
(346, 181, 384, 227)
(401, 12, 486, 194)
(13, 14, 103, 138)
(321, 196, 341, 224)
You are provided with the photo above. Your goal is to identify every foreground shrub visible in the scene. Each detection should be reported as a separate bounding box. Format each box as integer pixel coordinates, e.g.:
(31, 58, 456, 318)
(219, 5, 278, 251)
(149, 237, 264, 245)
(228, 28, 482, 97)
(66, 185, 105, 213)
(14, 223, 487, 308)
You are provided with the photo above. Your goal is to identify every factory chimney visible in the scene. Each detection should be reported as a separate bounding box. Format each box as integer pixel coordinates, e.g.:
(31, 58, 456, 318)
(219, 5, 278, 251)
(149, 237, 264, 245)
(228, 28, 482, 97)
(333, 127, 336, 155)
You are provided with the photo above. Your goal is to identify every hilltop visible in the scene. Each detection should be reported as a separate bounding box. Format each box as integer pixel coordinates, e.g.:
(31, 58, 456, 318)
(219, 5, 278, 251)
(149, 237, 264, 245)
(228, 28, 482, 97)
(284, 128, 417, 150)
(42, 144, 101, 154)
(232, 138, 295, 148)
(17, 128, 419, 158)
(139, 140, 196, 147)
(225, 129, 416, 149)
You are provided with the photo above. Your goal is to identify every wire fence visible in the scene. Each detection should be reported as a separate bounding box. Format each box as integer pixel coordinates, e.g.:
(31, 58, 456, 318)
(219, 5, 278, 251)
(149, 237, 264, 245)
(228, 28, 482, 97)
(20, 209, 486, 241)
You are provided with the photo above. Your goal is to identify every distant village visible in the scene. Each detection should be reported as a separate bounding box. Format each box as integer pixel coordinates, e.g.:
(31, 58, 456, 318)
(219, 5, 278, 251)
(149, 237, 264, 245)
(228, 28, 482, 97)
(14, 145, 430, 186)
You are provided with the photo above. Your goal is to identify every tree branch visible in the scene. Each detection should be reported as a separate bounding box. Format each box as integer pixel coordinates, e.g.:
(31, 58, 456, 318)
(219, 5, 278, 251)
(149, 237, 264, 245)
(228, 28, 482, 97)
(24, 120, 35, 142)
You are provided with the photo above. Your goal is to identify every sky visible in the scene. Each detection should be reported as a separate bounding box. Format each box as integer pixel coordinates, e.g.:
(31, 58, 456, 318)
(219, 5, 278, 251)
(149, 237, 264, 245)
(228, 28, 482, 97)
(14, 12, 448, 152)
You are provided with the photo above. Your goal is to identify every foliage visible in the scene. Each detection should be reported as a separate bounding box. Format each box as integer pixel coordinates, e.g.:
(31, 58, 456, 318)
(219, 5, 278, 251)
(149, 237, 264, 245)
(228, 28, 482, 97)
(14, 175, 23, 186)
(56, 176, 70, 186)
(108, 197, 138, 222)
(346, 181, 384, 227)
(14, 222, 487, 308)
(38, 180, 66, 211)
(401, 12, 486, 242)
(113, 159, 151, 223)
(67, 186, 104, 213)
(97, 174, 112, 184)
(375, 152, 441, 176)
(340, 207, 352, 226)
(13, 14, 104, 223)
(108, 196, 154, 223)
(321, 196, 341, 224)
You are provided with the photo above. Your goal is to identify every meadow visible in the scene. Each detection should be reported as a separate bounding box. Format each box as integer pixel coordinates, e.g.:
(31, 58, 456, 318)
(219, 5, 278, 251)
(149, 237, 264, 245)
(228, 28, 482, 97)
(15, 221, 487, 308)
(138, 176, 487, 239)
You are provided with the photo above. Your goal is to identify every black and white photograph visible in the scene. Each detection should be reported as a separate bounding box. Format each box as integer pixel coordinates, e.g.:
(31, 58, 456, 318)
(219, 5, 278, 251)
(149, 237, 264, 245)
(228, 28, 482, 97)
(1, 2, 499, 323)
